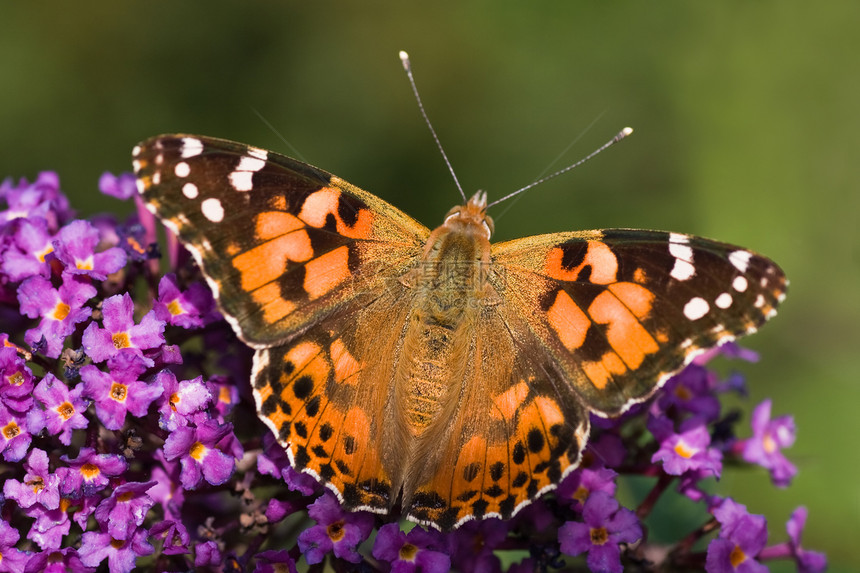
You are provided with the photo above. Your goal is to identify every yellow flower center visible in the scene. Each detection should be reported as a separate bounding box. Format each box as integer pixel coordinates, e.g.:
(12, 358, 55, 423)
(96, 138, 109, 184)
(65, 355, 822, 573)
(80, 462, 100, 480)
(590, 526, 609, 545)
(399, 542, 419, 561)
(57, 401, 75, 420)
(167, 299, 184, 316)
(2, 421, 20, 440)
(110, 382, 128, 402)
(112, 332, 131, 349)
(327, 520, 345, 542)
(729, 545, 747, 567)
(189, 441, 207, 461)
(51, 302, 71, 321)
(674, 441, 695, 459)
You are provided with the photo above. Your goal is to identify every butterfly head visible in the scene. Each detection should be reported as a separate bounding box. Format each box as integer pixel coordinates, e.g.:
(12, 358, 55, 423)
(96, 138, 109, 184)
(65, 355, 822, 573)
(442, 190, 494, 239)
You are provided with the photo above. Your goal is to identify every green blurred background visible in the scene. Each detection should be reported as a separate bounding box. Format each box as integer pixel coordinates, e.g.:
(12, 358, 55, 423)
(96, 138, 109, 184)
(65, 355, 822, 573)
(2, 2, 856, 569)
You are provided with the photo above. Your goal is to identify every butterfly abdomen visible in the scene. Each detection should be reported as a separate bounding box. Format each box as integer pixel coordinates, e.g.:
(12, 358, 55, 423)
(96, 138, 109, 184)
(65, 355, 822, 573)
(396, 210, 494, 435)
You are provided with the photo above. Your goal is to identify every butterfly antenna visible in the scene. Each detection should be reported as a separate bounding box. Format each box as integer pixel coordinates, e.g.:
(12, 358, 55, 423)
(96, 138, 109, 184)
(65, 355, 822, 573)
(486, 127, 634, 209)
(400, 51, 467, 202)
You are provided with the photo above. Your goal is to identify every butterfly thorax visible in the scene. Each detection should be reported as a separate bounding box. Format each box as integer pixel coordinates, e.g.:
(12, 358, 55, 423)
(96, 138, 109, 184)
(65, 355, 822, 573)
(395, 192, 497, 435)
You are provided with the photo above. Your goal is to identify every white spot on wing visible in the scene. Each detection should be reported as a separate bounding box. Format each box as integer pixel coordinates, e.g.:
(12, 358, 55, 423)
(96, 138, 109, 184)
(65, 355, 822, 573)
(182, 182, 199, 199)
(175, 162, 190, 178)
(135, 179, 146, 194)
(247, 147, 269, 161)
(237, 155, 266, 172)
(229, 171, 254, 191)
(132, 145, 141, 157)
(180, 137, 204, 158)
(671, 259, 696, 281)
(669, 234, 695, 281)
(715, 293, 733, 309)
(729, 250, 752, 273)
(201, 198, 224, 222)
(732, 276, 748, 292)
(683, 297, 710, 320)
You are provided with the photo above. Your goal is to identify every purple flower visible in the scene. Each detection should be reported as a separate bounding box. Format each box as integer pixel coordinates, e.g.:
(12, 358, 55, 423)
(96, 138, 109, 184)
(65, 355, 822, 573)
(147, 462, 185, 522)
(0, 171, 71, 230)
(253, 550, 299, 573)
(652, 364, 721, 422)
(17, 275, 95, 358)
(557, 467, 618, 511)
(52, 220, 125, 280)
(446, 518, 508, 573)
(0, 346, 35, 413)
(98, 172, 137, 200)
(150, 520, 190, 556)
(154, 371, 212, 432)
(297, 491, 375, 564)
(23, 497, 73, 550)
(57, 447, 128, 497)
(194, 540, 222, 567)
(0, 518, 29, 573)
(153, 274, 217, 329)
(650, 418, 722, 477)
(258, 433, 320, 496)
(3, 448, 61, 510)
(80, 353, 163, 430)
(23, 547, 93, 573)
(31, 373, 88, 445)
(78, 527, 153, 572)
(208, 375, 240, 418)
(0, 404, 31, 462)
(559, 491, 642, 573)
(162, 419, 236, 488)
(372, 523, 450, 573)
(764, 507, 827, 573)
(81, 292, 165, 364)
(706, 498, 768, 573)
(1, 218, 54, 281)
(94, 481, 156, 541)
(740, 399, 797, 487)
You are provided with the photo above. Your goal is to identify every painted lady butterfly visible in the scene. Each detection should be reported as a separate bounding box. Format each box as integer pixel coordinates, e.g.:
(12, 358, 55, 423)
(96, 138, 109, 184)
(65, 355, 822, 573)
(133, 127, 785, 531)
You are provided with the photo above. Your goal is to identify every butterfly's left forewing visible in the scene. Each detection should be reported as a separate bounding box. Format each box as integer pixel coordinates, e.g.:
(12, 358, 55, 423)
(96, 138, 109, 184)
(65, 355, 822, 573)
(492, 229, 787, 416)
(134, 135, 429, 347)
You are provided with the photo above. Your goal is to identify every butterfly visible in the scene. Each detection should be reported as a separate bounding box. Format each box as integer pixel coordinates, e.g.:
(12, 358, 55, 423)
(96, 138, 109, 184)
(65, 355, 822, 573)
(133, 134, 786, 531)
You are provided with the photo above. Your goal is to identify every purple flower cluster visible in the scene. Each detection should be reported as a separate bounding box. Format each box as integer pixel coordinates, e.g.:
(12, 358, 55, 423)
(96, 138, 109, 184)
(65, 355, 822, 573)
(0, 171, 826, 572)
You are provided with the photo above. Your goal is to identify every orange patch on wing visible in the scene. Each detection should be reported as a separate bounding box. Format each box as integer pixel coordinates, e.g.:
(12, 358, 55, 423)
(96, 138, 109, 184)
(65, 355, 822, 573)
(299, 187, 374, 239)
(544, 241, 617, 284)
(533, 396, 565, 428)
(251, 283, 296, 323)
(254, 211, 305, 241)
(633, 267, 648, 283)
(233, 231, 313, 291)
(492, 381, 530, 421)
(582, 351, 627, 390)
(330, 338, 362, 385)
(547, 290, 591, 351)
(608, 282, 654, 319)
(285, 341, 328, 387)
(588, 290, 659, 370)
(304, 245, 350, 299)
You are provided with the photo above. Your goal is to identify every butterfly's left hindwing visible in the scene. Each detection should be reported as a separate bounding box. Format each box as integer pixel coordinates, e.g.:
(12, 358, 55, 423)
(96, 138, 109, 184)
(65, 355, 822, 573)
(133, 135, 428, 347)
